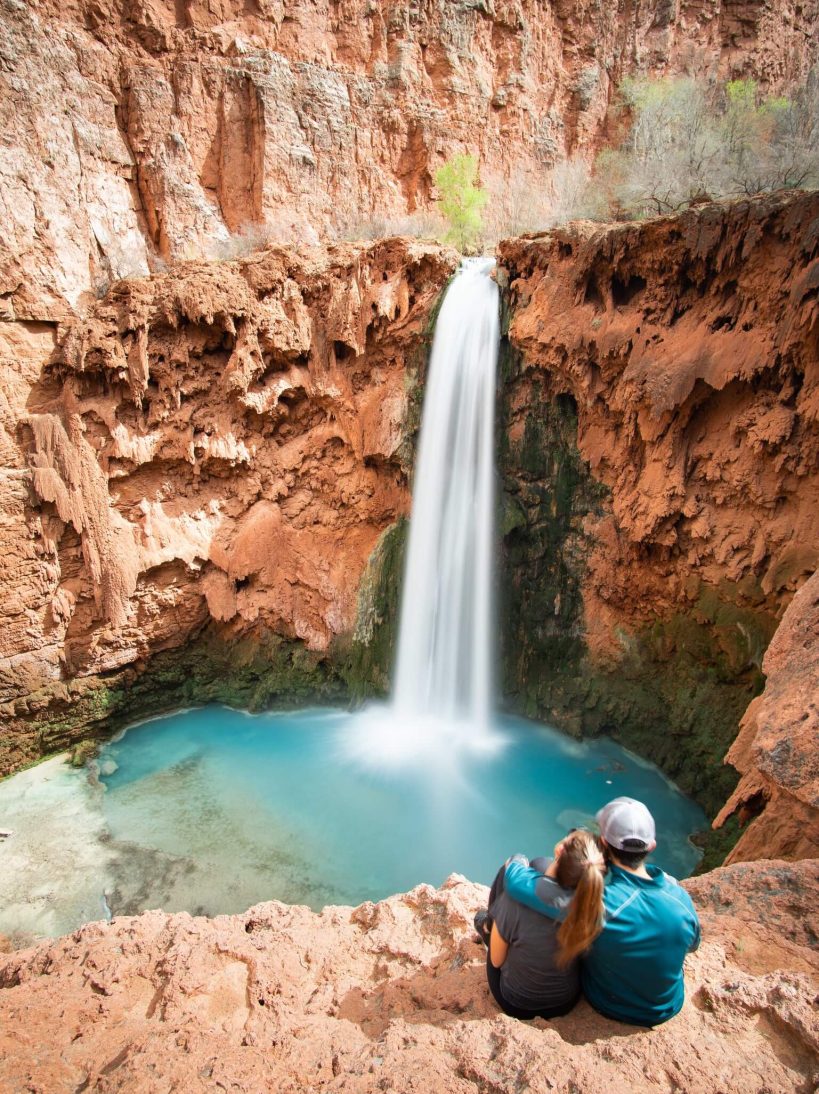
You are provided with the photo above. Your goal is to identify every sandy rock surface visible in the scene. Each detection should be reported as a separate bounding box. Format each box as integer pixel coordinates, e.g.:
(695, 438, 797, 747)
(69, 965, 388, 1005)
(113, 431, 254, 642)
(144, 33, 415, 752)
(0, 864, 816, 1093)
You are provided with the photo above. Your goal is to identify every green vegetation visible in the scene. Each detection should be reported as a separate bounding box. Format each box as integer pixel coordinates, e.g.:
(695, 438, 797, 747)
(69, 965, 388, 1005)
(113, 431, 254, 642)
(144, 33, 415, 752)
(434, 153, 489, 252)
(340, 520, 408, 701)
(1, 629, 344, 778)
(555, 71, 817, 226)
(534, 70, 819, 227)
(600, 74, 819, 217)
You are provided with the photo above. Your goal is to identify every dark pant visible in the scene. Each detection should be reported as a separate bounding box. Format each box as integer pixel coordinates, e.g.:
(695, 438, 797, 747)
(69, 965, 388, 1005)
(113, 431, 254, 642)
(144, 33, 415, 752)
(484, 856, 575, 1022)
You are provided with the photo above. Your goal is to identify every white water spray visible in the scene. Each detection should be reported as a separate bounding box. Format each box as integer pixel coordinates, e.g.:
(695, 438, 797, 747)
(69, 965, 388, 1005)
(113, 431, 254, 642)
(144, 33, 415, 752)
(393, 257, 500, 731)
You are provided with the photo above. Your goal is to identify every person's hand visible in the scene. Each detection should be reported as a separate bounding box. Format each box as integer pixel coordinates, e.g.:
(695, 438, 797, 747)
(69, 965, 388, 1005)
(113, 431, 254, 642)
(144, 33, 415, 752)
(505, 853, 529, 867)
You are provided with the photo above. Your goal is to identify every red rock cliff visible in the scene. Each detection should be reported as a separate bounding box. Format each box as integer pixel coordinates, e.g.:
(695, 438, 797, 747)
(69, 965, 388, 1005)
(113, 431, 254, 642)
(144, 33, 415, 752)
(498, 189, 819, 859)
(2, 0, 818, 312)
(0, 238, 457, 773)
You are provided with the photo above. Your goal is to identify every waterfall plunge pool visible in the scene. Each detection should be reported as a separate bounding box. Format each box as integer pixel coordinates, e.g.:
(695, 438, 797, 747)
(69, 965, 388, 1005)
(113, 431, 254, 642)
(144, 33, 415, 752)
(0, 704, 705, 943)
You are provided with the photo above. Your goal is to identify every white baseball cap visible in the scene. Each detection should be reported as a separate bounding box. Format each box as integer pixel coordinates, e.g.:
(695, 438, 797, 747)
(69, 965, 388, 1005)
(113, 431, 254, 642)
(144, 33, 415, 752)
(596, 797, 656, 852)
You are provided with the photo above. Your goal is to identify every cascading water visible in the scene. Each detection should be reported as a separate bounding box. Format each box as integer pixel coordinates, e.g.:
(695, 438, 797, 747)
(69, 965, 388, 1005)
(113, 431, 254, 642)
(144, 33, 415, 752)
(341, 257, 503, 768)
(393, 257, 500, 732)
(0, 260, 709, 942)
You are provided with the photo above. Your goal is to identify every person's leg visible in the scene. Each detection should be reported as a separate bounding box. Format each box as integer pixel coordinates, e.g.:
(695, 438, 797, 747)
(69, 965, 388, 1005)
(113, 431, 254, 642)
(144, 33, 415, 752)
(476, 860, 512, 946)
(478, 856, 546, 947)
(473, 908, 492, 945)
(487, 863, 508, 906)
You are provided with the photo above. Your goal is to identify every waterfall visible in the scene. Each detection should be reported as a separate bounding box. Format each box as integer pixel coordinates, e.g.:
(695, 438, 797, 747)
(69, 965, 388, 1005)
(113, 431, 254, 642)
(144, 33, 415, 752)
(393, 257, 500, 731)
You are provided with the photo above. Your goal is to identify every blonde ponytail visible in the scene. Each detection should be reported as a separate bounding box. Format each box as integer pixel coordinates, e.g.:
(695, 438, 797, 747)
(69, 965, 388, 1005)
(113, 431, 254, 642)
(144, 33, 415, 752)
(553, 831, 606, 967)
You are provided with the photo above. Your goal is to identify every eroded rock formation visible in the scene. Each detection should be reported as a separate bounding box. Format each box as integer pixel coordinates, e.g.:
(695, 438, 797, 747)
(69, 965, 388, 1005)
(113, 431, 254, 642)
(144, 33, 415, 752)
(0, 867, 816, 1092)
(714, 569, 819, 863)
(0, 238, 457, 773)
(498, 189, 819, 844)
(2, 0, 818, 313)
(1, 0, 817, 1084)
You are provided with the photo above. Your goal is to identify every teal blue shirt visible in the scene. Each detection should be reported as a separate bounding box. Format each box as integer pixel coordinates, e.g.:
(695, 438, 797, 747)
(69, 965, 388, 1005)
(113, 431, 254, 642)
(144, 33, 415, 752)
(504, 857, 701, 1026)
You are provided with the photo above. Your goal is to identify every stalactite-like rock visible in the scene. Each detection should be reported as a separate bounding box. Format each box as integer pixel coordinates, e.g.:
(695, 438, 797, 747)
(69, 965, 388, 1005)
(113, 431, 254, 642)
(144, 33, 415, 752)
(0, 239, 458, 772)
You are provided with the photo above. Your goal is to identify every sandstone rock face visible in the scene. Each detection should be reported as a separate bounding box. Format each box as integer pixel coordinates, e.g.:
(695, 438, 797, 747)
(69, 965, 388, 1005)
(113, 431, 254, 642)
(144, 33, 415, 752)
(2, 0, 818, 313)
(714, 569, 819, 863)
(0, 866, 816, 1093)
(0, 238, 457, 774)
(498, 189, 819, 832)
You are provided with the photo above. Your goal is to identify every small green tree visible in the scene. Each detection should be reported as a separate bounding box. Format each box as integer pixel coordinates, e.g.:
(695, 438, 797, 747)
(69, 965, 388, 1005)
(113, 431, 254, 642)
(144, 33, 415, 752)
(434, 154, 489, 252)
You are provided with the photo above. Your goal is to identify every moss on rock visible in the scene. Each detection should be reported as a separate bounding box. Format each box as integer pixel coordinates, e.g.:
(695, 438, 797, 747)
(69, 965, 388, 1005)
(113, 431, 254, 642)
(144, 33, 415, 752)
(1, 628, 343, 779)
(340, 519, 408, 701)
(498, 339, 775, 865)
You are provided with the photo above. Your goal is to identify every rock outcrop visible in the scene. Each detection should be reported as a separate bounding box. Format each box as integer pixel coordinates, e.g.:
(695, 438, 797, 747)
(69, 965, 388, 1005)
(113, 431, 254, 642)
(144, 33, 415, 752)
(0, 238, 457, 774)
(714, 569, 819, 863)
(0, 865, 816, 1093)
(2, 0, 818, 313)
(497, 189, 819, 839)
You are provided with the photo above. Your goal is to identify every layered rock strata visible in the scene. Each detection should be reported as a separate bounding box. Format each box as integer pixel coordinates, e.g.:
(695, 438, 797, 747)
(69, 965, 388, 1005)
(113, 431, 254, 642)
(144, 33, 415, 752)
(0, 865, 816, 1093)
(3, 0, 818, 313)
(0, 238, 457, 774)
(498, 189, 819, 847)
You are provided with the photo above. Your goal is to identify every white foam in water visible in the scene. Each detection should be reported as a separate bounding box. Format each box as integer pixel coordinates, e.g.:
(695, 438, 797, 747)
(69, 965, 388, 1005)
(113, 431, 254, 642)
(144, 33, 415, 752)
(340, 704, 508, 775)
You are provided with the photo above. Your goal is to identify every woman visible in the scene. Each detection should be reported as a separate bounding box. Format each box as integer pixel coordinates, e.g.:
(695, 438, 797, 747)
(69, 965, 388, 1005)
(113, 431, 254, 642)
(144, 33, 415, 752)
(475, 829, 606, 1020)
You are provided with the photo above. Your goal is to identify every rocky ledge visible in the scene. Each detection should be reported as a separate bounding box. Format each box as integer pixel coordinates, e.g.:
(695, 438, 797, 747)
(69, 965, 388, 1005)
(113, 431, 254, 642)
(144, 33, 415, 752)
(0, 861, 816, 1093)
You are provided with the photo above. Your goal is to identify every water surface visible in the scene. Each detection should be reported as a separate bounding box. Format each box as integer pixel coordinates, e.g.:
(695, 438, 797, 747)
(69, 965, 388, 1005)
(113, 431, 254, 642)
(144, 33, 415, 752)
(0, 705, 705, 940)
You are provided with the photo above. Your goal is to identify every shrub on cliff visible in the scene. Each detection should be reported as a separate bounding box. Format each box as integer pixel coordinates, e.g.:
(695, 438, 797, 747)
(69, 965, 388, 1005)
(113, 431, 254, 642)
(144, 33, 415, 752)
(434, 154, 489, 252)
(598, 71, 819, 218)
(338, 211, 444, 242)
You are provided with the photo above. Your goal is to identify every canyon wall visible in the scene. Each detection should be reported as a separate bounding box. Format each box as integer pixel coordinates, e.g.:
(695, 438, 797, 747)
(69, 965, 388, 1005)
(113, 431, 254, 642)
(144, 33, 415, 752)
(0, 238, 457, 774)
(3, 0, 819, 315)
(3, 188, 816, 868)
(714, 569, 819, 862)
(497, 189, 819, 859)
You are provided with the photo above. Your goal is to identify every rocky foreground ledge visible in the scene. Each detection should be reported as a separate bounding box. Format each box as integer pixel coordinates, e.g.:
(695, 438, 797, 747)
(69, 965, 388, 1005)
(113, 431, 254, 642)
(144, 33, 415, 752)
(1, 861, 816, 1093)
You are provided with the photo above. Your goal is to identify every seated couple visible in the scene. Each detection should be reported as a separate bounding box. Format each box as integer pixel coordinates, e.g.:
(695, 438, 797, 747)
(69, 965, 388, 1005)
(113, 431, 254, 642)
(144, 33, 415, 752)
(475, 797, 701, 1027)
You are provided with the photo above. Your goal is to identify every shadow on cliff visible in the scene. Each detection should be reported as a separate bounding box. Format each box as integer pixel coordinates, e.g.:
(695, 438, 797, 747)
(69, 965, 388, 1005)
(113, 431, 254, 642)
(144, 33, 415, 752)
(336, 941, 646, 1045)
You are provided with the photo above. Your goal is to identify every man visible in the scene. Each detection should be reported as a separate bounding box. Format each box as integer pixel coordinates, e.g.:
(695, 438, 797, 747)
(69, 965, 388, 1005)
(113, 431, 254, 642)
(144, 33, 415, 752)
(503, 797, 701, 1026)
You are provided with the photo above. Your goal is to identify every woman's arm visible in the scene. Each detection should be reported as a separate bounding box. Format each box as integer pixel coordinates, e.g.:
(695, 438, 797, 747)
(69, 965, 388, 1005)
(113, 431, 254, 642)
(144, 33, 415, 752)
(489, 921, 508, 969)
